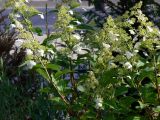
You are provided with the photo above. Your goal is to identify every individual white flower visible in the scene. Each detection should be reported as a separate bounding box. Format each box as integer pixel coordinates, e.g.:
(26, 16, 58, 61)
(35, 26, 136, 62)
(137, 10, 143, 15)
(36, 49, 44, 57)
(94, 97, 103, 109)
(134, 42, 141, 49)
(74, 45, 89, 55)
(124, 62, 132, 70)
(56, 46, 66, 52)
(10, 24, 16, 29)
(77, 0, 82, 3)
(156, 45, 160, 49)
(73, 34, 81, 40)
(147, 26, 153, 32)
(93, 48, 99, 52)
(143, 51, 149, 57)
(129, 29, 136, 35)
(75, 20, 81, 25)
(82, 16, 88, 22)
(102, 43, 110, 49)
(46, 49, 55, 60)
(25, 49, 33, 56)
(15, 21, 23, 29)
(9, 49, 15, 55)
(47, 49, 54, 54)
(82, 8, 87, 12)
(38, 13, 44, 19)
(109, 31, 119, 41)
(134, 50, 139, 53)
(125, 51, 134, 59)
(80, 30, 85, 34)
(143, 36, 146, 41)
(76, 47, 88, 55)
(68, 52, 78, 60)
(14, 14, 21, 18)
(15, 2, 20, 7)
(108, 61, 117, 68)
(133, 35, 138, 42)
(68, 10, 73, 15)
(68, 25, 74, 29)
(26, 60, 36, 69)
(25, 0, 29, 3)
(14, 39, 24, 47)
(127, 19, 134, 24)
(127, 76, 132, 79)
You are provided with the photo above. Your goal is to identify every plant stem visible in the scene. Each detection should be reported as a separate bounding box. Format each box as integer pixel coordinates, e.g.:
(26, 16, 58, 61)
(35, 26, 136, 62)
(69, 59, 78, 102)
(39, 58, 70, 106)
(153, 56, 160, 102)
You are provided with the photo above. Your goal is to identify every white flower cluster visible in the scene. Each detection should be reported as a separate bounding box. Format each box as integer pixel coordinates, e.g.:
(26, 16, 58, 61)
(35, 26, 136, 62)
(9, 39, 25, 55)
(94, 96, 103, 109)
(25, 48, 45, 57)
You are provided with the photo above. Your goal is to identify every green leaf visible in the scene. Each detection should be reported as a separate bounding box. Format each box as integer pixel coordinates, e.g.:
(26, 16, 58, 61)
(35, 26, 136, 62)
(40, 87, 52, 93)
(36, 68, 49, 80)
(127, 116, 142, 120)
(32, 27, 43, 36)
(55, 69, 71, 78)
(136, 60, 145, 68)
(104, 99, 118, 110)
(50, 97, 67, 109)
(101, 69, 118, 85)
(115, 86, 128, 96)
(140, 86, 157, 103)
(69, 1, 80, 9)
(153, 106, 160, 112)
(77, 85, 85, 92)
(119, 96, 136, 107)
(42, 34, 61, 45)
(76, 24, 95, 31)
(46, 64, 61, 71)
